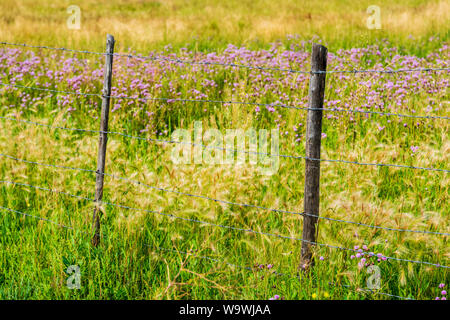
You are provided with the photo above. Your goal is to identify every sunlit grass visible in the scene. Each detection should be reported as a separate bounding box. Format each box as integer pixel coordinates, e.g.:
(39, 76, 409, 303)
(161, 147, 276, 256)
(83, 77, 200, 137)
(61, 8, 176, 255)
(0, 91, 448, 299)
(0, 0, 449, 54)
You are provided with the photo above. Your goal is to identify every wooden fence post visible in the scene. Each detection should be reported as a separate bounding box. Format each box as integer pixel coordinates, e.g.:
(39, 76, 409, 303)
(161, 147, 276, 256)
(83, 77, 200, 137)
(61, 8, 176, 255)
(92, 34, 115, 247)
(299, 43, 327, 270)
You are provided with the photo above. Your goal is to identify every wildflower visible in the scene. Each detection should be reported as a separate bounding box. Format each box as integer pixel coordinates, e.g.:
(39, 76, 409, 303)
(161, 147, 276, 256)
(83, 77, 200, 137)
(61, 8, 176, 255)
(350, 255, 355, 259)
(442, 297, 447, 300)
(410, 146, 419, 153)
(312, 293, 317, 299)
(362, 245, 368, 250)
(324, 292, 330, 298)
(319, 256, 324, 261)
(321, 133, 327, 139)
(267, 264, 273, 269)
(442, 290, 447, 295)
(439, 284, 445, 288)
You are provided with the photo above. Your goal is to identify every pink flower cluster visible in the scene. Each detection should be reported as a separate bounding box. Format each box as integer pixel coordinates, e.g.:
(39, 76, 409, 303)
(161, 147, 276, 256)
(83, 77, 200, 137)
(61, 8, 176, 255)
(435, 283, 447, 300)
(350, 244, 387, 269)
(0, 40, 448, 141)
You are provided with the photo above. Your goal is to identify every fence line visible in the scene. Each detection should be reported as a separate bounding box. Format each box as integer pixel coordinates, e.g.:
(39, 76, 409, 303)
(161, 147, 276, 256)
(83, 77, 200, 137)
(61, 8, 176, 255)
(1, 116, 449, 173)
(2, 82, 449, 121)
(1, 179, 449, 269)
(1, 38, 449, 299)
(1, 41, 449, 75)
(1, 157, 449, 237)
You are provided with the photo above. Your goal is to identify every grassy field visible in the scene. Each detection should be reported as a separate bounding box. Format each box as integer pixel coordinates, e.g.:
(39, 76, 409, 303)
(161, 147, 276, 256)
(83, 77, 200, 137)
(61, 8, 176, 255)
(0, 0, 449, 300)
(0, 0, 449, 53)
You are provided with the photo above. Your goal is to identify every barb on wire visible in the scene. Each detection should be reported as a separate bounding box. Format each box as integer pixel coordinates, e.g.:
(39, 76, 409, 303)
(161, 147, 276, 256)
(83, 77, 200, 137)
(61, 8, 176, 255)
(1, 154, 449, 236)
(0, 178, 448, 269)
(1, 81, 449, 121)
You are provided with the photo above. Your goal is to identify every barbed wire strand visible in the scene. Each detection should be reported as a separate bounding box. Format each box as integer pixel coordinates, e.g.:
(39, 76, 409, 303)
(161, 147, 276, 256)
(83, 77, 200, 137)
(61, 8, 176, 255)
(1, 155, 449, 236)
(112, 51, 450, 75)
(1, 82, 449, 121)
(0, 178, 448, 269)
(1, 41, 449, 75)
(1, 115, 449, 174)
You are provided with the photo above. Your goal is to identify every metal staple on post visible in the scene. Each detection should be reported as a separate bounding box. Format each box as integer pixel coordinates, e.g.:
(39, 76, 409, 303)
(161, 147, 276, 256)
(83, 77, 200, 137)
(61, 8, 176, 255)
(92, 34, 115, 247)
(300, 43, 327, 270)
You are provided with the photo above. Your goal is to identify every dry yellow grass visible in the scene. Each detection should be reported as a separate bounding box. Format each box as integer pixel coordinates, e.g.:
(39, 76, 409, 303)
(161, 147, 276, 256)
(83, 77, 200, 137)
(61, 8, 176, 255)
(0, 0, 448, 52)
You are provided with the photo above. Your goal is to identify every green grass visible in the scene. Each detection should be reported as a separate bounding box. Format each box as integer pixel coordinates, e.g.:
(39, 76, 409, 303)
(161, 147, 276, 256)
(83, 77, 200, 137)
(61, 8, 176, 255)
(0, 95, 448, 299)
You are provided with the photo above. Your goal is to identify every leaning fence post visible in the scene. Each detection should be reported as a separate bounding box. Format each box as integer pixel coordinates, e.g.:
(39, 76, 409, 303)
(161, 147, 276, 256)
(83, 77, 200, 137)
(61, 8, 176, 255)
(299, 43, 327, 270)
(92, 34, 115, 247)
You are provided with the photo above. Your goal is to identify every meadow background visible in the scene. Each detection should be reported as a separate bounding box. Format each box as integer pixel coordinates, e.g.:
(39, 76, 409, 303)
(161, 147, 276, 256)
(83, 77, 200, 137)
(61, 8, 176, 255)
(0, 0, 448, 299)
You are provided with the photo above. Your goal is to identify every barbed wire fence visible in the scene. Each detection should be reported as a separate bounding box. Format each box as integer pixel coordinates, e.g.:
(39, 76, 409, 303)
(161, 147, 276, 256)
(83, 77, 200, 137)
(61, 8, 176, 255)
(0, 35, 449, 300)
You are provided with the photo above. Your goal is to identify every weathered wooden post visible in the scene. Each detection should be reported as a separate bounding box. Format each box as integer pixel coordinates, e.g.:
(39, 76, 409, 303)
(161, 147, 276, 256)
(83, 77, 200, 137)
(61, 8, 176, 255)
(92, 34, 115, 247)
(299, 43, 327, 270)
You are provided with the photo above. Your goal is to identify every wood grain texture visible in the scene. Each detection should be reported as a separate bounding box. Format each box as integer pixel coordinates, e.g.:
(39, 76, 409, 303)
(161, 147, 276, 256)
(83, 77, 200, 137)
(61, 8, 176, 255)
(299, 43, 327, 270)
(92, 34, 115, 247)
